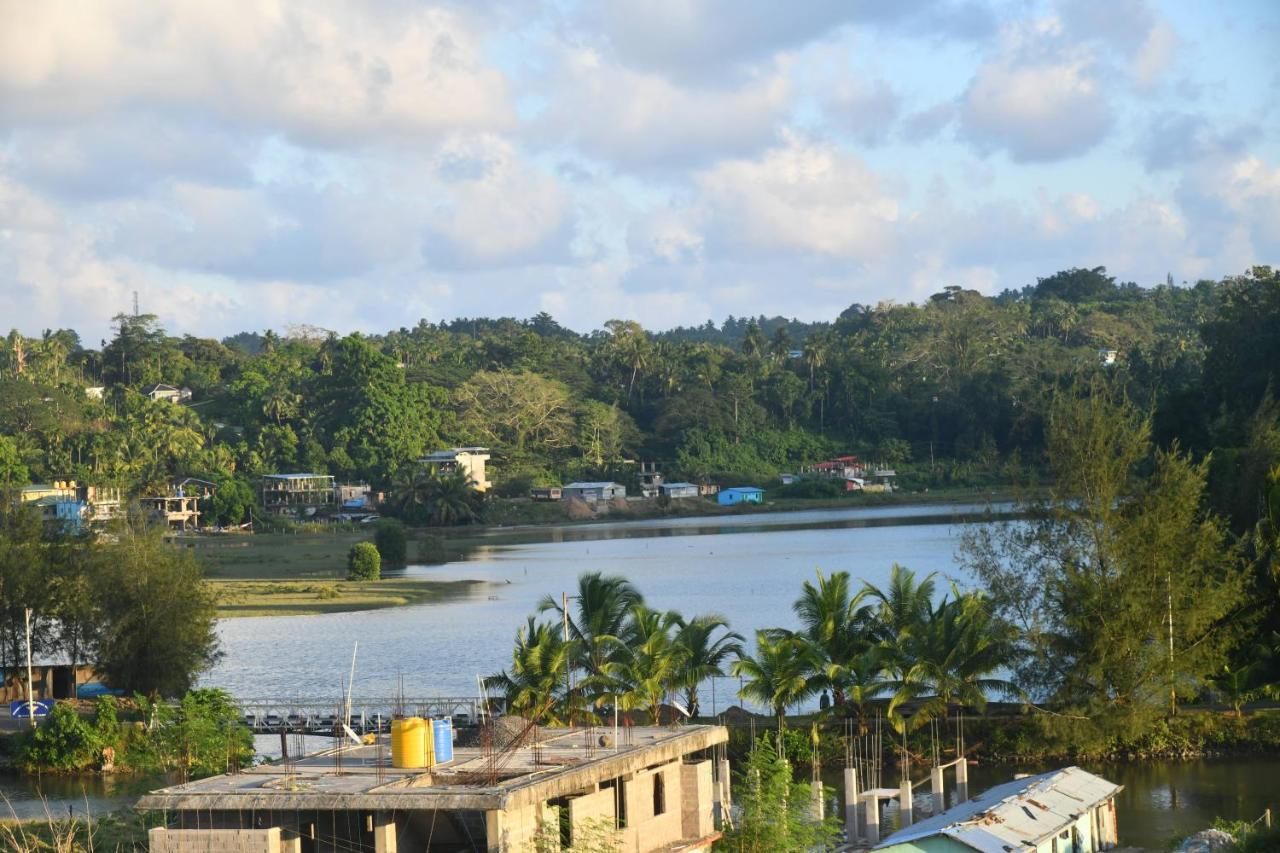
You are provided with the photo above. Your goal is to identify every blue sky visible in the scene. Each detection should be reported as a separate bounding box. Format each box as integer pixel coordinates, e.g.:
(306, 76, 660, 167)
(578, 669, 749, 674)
(1, 0, 1277, 342)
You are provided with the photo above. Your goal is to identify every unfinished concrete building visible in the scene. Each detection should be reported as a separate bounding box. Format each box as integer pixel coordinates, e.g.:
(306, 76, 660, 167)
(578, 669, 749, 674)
(139, 723, 729, 853)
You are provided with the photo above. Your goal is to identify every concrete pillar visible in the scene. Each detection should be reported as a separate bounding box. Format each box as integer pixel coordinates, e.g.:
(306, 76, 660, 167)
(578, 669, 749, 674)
(372, 812, 397, 853)
(931, 765, 945, 815)
(956, 758, 969, 803)
(899, 776, 913, 828)
(843, 768, 859, 842)
(811, 779, 825, 821)
(865, 794, 880, 845)
(719, 757, 732, 809)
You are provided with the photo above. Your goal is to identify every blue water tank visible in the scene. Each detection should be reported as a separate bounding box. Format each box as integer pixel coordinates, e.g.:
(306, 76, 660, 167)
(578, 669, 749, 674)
(432, 717, 454, 763)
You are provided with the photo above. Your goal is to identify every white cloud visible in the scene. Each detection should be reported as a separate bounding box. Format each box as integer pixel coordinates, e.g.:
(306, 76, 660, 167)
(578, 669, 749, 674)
(0, 0, 514, 145)
(693, 133, 901, 261)
(538, 48, 791, 169)
(960, 35, 1113, 162)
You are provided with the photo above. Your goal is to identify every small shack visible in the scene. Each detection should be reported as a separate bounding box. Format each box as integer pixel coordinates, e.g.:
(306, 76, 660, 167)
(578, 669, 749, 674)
(562, 482, 627, 502)
(874, 766, 1122, 853)
(660, 482, 700, 499)
(718, 487, 763, 506)
(530, 487, 563, 501)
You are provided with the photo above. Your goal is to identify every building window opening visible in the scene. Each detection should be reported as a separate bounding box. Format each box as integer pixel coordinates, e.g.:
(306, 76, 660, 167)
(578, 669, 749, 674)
(653, 773, 666, 816)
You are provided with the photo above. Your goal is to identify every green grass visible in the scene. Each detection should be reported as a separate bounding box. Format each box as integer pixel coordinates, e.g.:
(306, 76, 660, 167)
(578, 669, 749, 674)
(211, 578, 485, 617)
(184, 530, 369, 579)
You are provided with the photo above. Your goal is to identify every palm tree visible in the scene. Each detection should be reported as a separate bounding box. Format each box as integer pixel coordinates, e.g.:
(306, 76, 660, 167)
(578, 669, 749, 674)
(390, 463, 434, 524)
(538, 572, 644, 682)
(674, 614, 745, 718)
(602, 606, 687, 725)
(863, 564, 938, 673)
(888, 592, 1018, 732)
(485, 618, 579, 726)
(828, 646, 892, 734)
(733, 631, 822, 755)
(425, 469, 483, 526)
(791, 570, 875, 706)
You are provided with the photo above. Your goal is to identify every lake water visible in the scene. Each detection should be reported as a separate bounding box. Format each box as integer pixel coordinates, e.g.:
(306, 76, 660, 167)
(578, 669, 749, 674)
(205, 503, 997, 702)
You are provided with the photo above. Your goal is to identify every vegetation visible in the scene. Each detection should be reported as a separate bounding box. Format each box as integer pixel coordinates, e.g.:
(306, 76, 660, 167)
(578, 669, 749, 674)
(0, 512, 220, 697)
(346, 541, 381, 580)
(716, 739, 840, 852)
(212, 577, 482, 617)
(15, 690, 252, 777)
(372, 518, 407, 565)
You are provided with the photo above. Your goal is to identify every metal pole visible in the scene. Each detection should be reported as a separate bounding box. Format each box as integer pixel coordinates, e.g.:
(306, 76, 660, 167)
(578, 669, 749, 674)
(25, 608, 36, 728)
(563, 592, 571, 726)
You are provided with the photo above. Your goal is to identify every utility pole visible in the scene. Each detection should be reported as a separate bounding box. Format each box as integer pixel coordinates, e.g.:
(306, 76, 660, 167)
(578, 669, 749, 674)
(1168, 572, 1177, 715)
(25, 607, 36, 728)
(563, 592, 572, 726)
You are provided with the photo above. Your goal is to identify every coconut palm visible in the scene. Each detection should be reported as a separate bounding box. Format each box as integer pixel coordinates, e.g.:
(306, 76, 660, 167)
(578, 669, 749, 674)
(791, 570, 876, 706)
(425, 469, 484, 526)
(733, 631, 822, 755)
(863, 564, 938, 675)
(538, 572, 644, 681)
(602, 606, 688, 725)
(485, 617, 579, 726)
(674, 614, 745, 718)
(888, 591, 1018, 732)
(827, 646, 893, 734)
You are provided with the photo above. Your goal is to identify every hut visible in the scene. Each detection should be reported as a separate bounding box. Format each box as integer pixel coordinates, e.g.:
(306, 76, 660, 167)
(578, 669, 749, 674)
(562, 482, 627, 503)
(717, 487, 763, 506)
(660, 482, 699, 499)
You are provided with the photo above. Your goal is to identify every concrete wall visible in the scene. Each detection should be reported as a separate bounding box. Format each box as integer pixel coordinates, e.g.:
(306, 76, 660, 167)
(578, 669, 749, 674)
(570, 786, 618, 843)
(149, 827, 290, 853)
(680, 761, 714, 841)
(619, 761, 684, 852)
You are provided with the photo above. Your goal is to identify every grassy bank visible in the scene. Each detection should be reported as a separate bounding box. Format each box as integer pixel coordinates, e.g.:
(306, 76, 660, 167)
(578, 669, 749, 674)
(0, 811, 155, 853)
(212, 578, 486, 617)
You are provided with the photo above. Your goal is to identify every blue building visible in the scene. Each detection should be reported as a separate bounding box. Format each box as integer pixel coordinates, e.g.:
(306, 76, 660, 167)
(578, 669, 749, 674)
(718, 487, 763, 506)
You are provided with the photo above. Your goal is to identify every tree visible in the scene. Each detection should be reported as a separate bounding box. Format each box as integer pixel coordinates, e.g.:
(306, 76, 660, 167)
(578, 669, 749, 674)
(210, 475, 255, 527)
(454, 370, 574, 456)
(374, 518, 408, 565)
(486, 618, 578, 725)
(538, 572, 644, 681)
(0, 434, 28, 490)
(673, 614, 744, 718)
(961, 384, 1247, 719)
(92, 523, 221, 697)
(347, 542, 381, 581)
(733, 631, 821, 754)
(601, 606, 687, 725)
(788, 570, 875, 707)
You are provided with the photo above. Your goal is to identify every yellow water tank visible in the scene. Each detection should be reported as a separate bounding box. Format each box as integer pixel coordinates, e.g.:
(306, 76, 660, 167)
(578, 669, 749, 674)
(390, 717, 434, 769)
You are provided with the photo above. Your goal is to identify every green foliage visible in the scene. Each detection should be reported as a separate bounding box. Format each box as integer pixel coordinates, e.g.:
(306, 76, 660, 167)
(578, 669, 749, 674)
(209, 474, 255, 526)
(18, 703, 104, 772)
(92, 522, 221, 697)
(962, 383, 1247, 723)
(0, 433, 28, 489)
(347, 541, 381, 580)
(127, 689, 254, 777)
(373, 518, 407, 565)
(717, 740, 840, 852)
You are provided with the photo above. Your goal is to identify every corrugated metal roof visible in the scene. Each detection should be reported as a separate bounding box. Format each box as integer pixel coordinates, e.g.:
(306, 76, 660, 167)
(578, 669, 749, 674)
(262, 473, 332, 480)
(875, 766, 1121, 853)
(563, 482, 622, 489)
(721, 486, 763, 494)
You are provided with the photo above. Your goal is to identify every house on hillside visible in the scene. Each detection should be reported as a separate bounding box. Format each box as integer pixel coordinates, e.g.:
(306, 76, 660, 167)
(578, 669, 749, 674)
(660, 482, 699, 499)
(718, 487, 763, 506)
(874, 766, 1122, 853)
(19, 481, 122, 531)
(260, 473, 336, 515)
(147, 383, 192, 404)
(562, 482, 627, 502)
(421, 447, 491, 492)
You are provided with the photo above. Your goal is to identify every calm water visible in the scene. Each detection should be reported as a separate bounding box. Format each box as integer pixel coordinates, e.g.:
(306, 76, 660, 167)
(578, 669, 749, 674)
(205, 503, 994, 702)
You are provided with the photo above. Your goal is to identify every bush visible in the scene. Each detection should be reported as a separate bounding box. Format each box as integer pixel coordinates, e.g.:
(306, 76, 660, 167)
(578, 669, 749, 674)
(18, 703, 104, 772)
(347, 541, 381, 580)
(373, 518, 407, 565)
(772, 479, 843, 499)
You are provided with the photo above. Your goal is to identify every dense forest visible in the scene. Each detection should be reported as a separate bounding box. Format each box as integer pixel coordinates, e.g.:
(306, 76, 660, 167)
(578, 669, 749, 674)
(3, 265, 1276, 509)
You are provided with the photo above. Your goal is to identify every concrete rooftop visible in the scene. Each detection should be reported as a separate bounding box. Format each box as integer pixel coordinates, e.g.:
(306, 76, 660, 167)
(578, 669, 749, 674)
(137, 724, 727, 813)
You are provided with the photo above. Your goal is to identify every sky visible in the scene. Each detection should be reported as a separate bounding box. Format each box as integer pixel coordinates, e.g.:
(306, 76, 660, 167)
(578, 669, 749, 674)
(2, 0, 1278, 344)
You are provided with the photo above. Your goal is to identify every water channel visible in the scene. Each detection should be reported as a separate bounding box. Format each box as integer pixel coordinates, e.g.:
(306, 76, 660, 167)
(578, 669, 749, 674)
(2, 503, 1276, 846)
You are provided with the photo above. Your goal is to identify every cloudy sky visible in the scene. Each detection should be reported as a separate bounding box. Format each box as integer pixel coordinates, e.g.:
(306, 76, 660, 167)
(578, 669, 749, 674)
(2, 0, 1278, 343)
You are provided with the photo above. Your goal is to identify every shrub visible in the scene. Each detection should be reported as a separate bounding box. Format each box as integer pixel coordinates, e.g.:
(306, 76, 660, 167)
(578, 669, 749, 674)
(373, 518, 408, 565)
(18, 703, 104, 772)
(347, 541, 381, 580)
